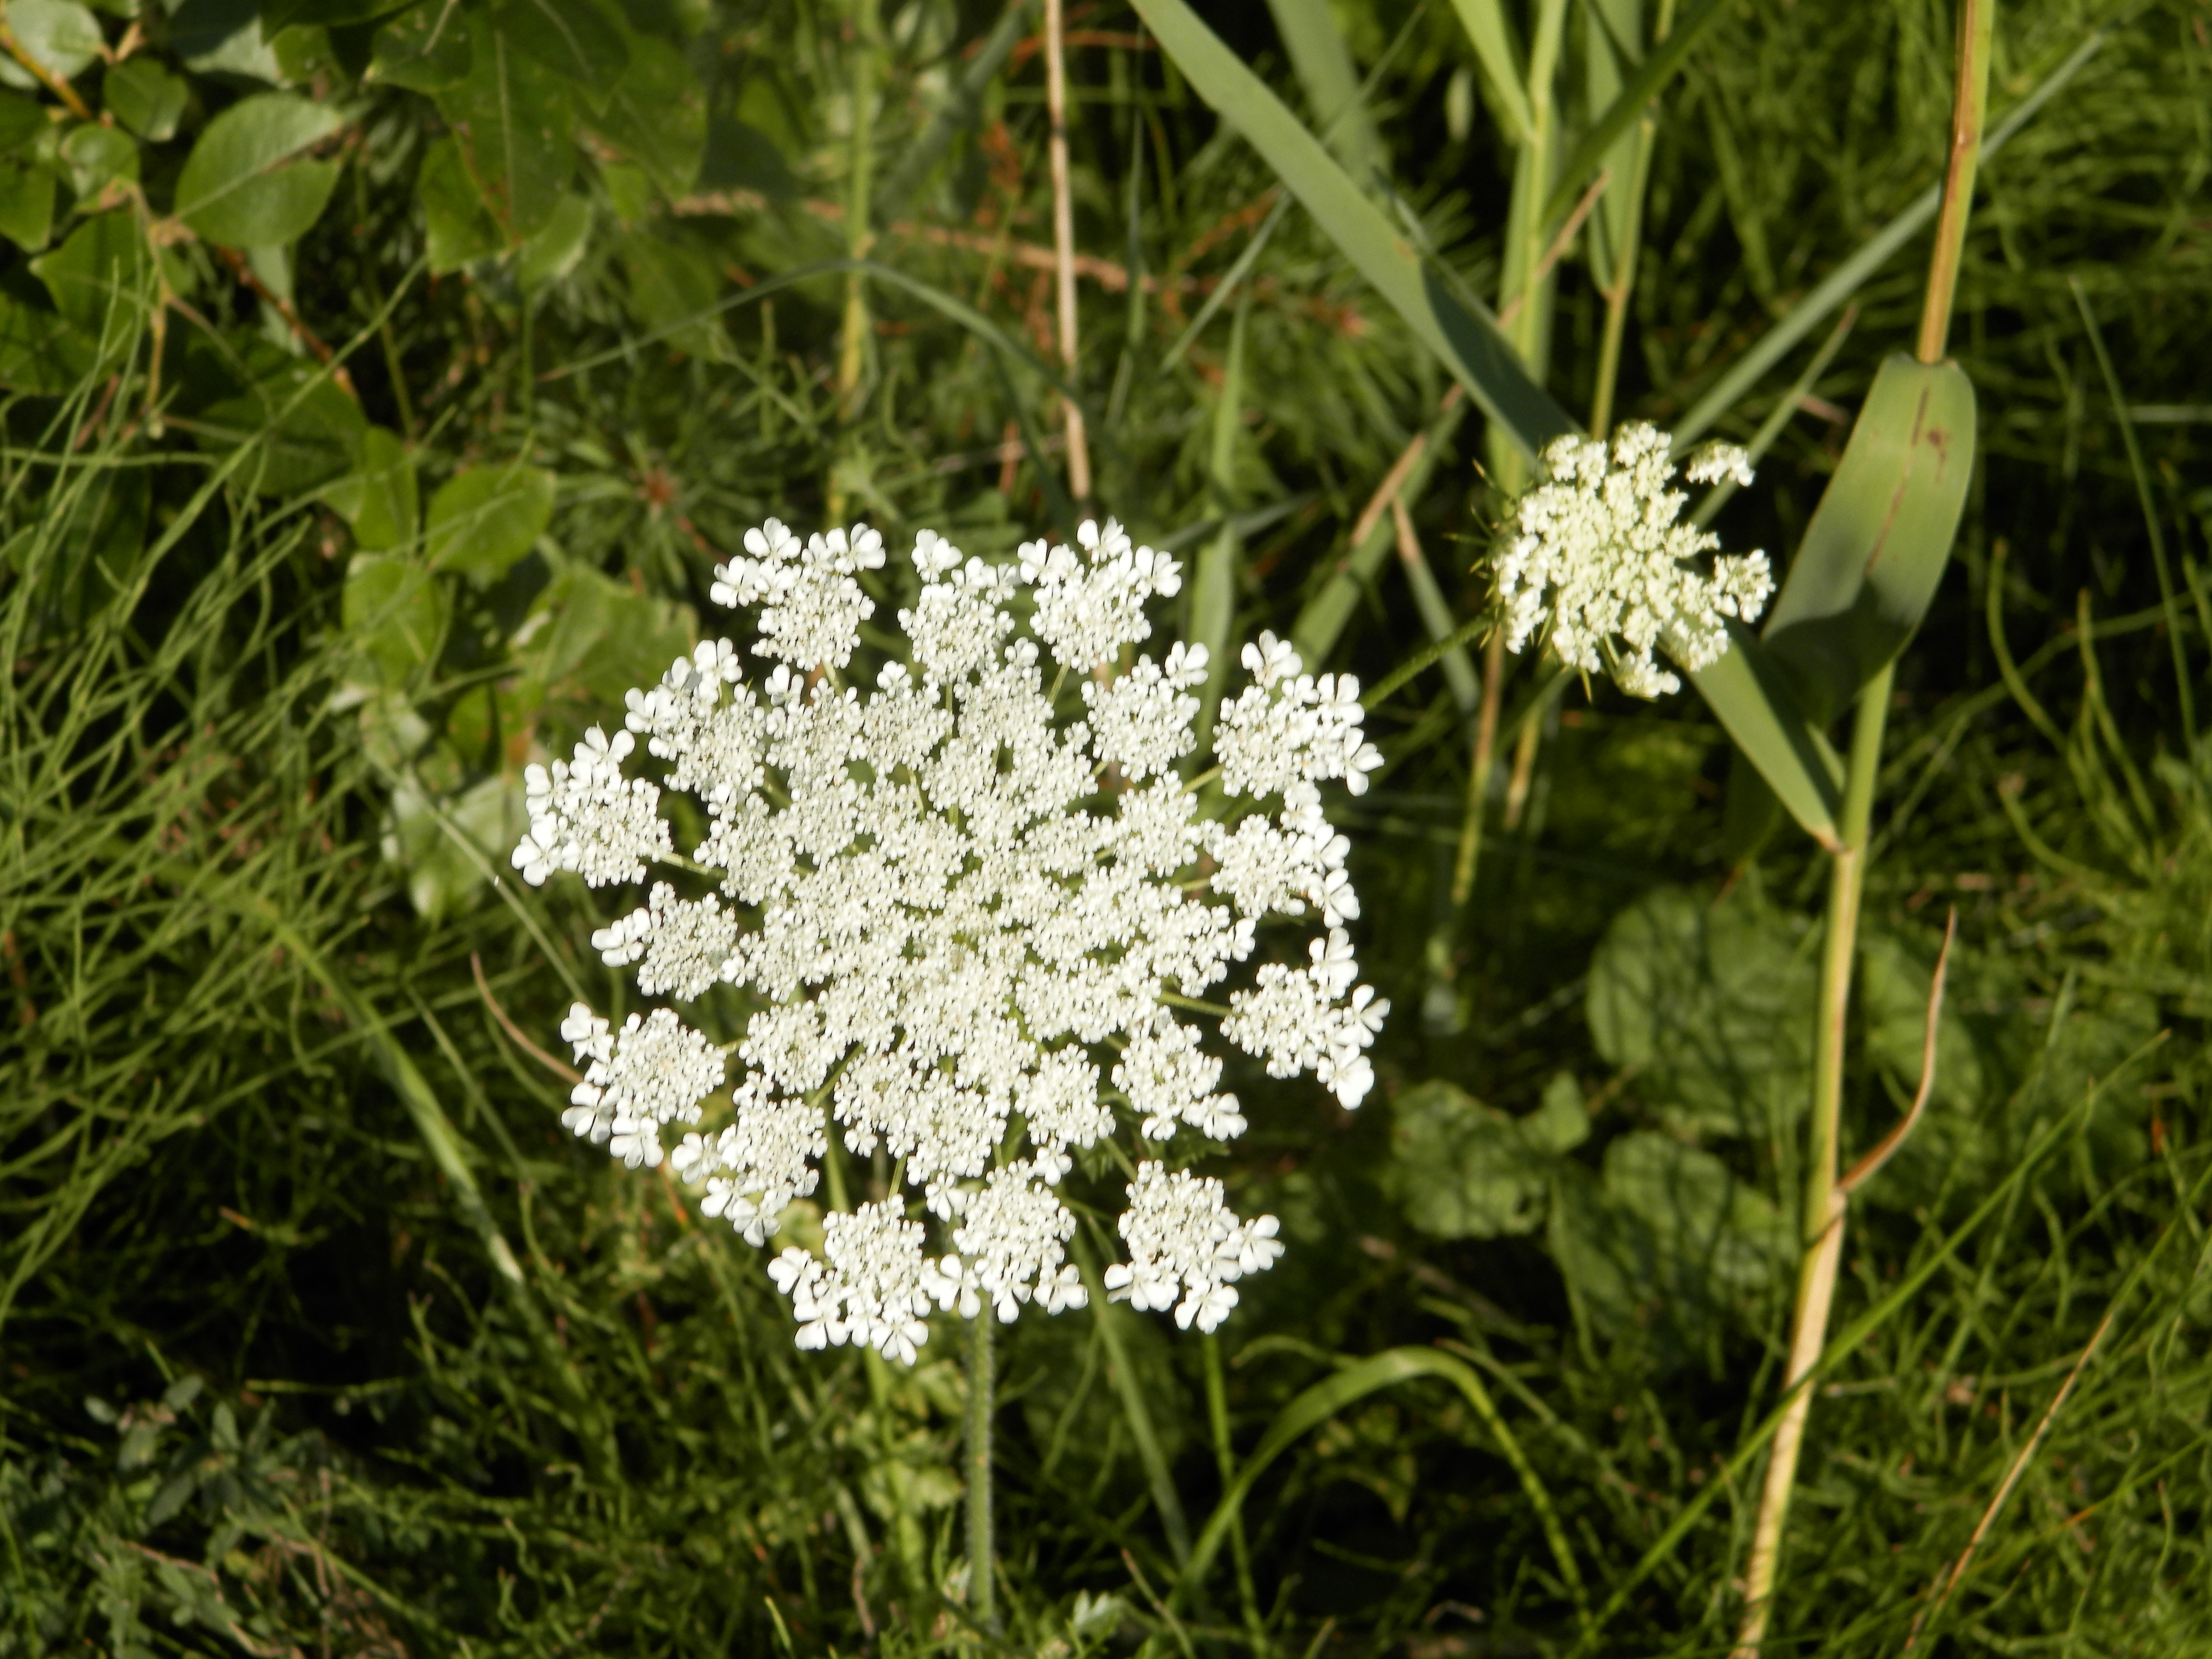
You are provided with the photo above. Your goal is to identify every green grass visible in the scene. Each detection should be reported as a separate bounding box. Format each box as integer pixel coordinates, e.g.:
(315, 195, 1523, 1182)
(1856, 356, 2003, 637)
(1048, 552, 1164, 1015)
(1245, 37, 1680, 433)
(3, 0, 2211, 1653)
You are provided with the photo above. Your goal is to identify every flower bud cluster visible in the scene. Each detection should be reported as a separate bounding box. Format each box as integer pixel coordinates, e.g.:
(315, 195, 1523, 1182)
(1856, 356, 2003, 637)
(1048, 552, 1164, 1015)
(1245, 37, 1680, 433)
(516, 518, 1388, 1363)
(1493, 422, 1773, 697)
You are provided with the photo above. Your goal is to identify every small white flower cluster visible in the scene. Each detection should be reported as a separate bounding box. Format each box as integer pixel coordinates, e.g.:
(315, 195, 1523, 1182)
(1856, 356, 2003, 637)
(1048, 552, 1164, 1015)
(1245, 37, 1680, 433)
(1493, 422, 1773, 698)
(1104, 1163, 1285, 1334)
(516, 517, 1388, 1363)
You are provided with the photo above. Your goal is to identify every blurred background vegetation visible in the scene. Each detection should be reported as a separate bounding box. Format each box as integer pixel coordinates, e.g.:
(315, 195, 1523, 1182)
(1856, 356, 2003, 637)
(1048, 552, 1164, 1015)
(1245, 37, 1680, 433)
(2, 0, 2209, 1652)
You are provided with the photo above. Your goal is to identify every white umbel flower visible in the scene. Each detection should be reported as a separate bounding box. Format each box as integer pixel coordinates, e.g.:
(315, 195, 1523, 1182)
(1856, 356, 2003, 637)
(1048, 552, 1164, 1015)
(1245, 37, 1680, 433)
(1493, 422, 1773, 698)
(1104, 1162, 1285, 1334)
(517, 518, 1386, 1362)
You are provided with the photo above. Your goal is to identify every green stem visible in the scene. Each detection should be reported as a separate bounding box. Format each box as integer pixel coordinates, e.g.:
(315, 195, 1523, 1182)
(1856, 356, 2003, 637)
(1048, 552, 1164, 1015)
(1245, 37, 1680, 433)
(966, 1307, 998, 1633)
(830, 0, 881, 520)
(1203, 1334, 1265, 1651)
(1731, 661, 1890, 1655)
(1916, 0, 1994, 366)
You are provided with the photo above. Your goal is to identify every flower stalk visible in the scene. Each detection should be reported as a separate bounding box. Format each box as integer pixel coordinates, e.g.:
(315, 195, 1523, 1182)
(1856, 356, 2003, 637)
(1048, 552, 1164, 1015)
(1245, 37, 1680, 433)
(966, 1305, 998, 1632)
(1733, 3, 1992, 1648)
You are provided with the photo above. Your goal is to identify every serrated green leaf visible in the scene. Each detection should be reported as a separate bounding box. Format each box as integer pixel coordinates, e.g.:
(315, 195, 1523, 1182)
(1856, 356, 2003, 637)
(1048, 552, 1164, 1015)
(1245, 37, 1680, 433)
(1129, 0, 1577, 463)
(1587, 884, 1816, 1139)
(490, 0, 627, 107)
(368, 1, 471, 92)
(425, 462, 554, 583)
(103, 57, 188, 141)
(586, 34, 705, 198)
(417, 134, 501, 273)
(0, 1, 103, 93)
(1761, 354, 1978, 724)
(173, 93, 345, 248)
(437, 19, 575, 243)
(1389, 1080, 1553, 1239)
(343, 550, 447, 686)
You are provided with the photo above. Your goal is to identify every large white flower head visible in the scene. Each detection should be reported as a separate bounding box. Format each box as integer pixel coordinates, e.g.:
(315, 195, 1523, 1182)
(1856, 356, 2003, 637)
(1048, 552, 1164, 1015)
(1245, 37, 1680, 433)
(513, 518, 1387, 1363)
(1492, 422, 1773, 698)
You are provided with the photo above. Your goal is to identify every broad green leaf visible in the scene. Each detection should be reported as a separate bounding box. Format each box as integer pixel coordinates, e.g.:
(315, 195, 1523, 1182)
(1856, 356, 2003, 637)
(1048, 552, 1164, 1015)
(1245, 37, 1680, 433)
(617, 232, 728, 360)
(0, 157, 55, 252)
(0, 89, 47, 151)
(425, 462, 555, 583)
(0, 1, 103, 93)
(517, 191, 591, 290)
(60, 121, 136, 199)
(171, 0, 281, 80)
(0, 278, 89, 387)
(30, 208, 148, 336)
(1128, 0, 1577, 462)
(103, 57, 189, 142)
(1587, 884, 1816, 1139)
(1389, 1078, 1584, 1240)
(519, 563, 694, 725)
(173, 93, 346, 248)
(490, 0, 627, 108)
(585, 34, 706, 199)
(437, 19, 576, 243)
(418, 135, 502, 273)
(343, 551, 448, 687)
(1446, 0, 1533, 147)
(1262, 0, 1387, 179)
(1548, 1131, 1791, 1361)
(1685, 625, 1844, 848)
(1542, 0, 1728, 227)
(196, 362, 367, 495)
(319, 425, 418, 550)
(368, 1, 471, 92)
(264, 0, 420, 26)
(1760, 354, 1978, 724)
(384, 772, 523, 922)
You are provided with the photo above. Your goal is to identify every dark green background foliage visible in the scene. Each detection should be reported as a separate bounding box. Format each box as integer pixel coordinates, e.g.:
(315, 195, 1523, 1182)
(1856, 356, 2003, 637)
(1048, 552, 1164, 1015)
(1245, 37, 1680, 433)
(2, 0, 2209, 1652)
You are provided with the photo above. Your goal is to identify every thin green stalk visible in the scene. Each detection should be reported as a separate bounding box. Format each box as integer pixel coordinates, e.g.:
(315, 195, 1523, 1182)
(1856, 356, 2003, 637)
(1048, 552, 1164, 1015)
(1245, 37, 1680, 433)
(830, 0, 882, 522)
(2071, 276, 2193, 747)
(1203, 1334, 1264, 1651)
(966, 1307, 998, 1633)
(1731, 660, 1891, 1656)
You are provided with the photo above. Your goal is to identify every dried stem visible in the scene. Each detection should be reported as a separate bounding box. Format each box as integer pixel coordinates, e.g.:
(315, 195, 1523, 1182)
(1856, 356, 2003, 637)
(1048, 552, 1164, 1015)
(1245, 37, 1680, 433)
(1045, 0, 1091, 500)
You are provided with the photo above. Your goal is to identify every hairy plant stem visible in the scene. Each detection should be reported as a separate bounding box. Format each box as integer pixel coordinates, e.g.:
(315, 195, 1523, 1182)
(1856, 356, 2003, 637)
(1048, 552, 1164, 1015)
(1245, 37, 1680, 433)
(1732, 661, 1891, 1656)
(966, 1306, 998, 1632)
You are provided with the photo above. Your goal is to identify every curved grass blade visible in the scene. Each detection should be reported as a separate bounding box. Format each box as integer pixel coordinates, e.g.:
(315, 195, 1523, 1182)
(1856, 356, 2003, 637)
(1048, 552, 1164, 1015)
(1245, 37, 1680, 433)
(1446, 0, 1535, 148)
(1540, 0, 1731, 228)
(1264, 0, 1389, 180)
(1175, 1346, 1587, 1623)
(1130, 0, 1579, 461)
